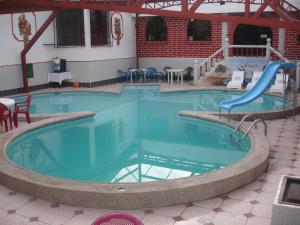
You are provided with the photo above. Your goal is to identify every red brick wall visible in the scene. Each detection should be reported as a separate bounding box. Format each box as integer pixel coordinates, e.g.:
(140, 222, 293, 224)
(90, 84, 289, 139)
(137, 17, 222, 58)
(285, 30, 300, 60)
(137, 14, 300, 60)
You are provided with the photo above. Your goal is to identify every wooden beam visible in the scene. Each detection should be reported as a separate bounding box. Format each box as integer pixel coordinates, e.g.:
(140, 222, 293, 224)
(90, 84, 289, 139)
(21, 10, 59, 92)
(181, 0, 188, 12)
(188, 0, 205, 13)
(269, 2, 292, 22)
(253, 0, 273, 18)
(245, 0, 250, 17)
(6, 0, 300, 32)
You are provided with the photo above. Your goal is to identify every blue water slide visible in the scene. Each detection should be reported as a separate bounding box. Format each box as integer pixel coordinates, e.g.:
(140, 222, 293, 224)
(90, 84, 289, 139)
(219, 61, 296, 112)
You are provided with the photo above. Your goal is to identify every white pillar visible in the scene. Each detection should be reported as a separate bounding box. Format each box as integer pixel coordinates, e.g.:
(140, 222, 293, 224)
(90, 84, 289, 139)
(193, 60, 199, 84)
(83, 9, 91, 85)
(297, 62, 300, 92)
(84, 9, 91, 48)
(278, 18, 285, 55)
(222, 22, 228, 48)
(224, 37, 229, 66)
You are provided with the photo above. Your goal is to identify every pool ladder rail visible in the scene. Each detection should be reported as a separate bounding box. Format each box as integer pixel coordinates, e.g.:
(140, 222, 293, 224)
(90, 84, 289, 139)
(231, 114, 267, 143)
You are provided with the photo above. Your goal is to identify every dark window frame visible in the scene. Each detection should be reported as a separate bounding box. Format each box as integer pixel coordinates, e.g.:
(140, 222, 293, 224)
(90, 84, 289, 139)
(187, 19, 212, 41)
(54, 9, 85, 47)
(146, 16, 168, 41)
(90, 10, 112, 47)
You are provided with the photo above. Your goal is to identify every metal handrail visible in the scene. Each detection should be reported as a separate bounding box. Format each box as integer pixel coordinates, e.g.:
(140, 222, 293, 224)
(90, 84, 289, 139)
(231, 114, 256, 139)
(240, 119, 267, 141)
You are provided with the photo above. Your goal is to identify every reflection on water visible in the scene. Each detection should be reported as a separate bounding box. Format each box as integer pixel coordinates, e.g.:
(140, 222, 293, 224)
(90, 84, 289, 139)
(8, 87, 254, 183)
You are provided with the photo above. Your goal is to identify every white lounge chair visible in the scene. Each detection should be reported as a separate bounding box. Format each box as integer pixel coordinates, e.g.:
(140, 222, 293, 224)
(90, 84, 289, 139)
(246, 71, 263, 90)
(269, 73, 288, 95)
(227, 71, 244, 89)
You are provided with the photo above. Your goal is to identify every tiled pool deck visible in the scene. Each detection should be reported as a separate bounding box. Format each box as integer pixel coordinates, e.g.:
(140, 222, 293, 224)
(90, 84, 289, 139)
(0, 83, 300, 225)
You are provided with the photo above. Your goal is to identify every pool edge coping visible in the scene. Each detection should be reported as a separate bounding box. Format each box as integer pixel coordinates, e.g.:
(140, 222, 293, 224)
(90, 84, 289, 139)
(0, 111, 269, 209)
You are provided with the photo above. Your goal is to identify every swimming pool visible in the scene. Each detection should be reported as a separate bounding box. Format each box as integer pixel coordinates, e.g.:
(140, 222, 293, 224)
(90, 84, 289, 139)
(7, 87, 255, 182)
(1, 86, 270, 208)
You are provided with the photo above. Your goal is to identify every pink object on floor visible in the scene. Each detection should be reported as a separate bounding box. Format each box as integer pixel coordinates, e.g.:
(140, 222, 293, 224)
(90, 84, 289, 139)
(91, 213, 144, 225)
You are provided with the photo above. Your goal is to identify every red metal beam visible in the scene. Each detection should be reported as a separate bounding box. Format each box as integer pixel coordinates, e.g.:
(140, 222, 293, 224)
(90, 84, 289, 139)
(253, 0, 273, 18)
(269, 1, 292, 22)
(181, 0, 188, 12)
(21, 10, 59, 92)
(10, 0, 300, 31)
(136, 13, 140, 68)
(189, 0, 205, 12)
(245, 0, 250, 17)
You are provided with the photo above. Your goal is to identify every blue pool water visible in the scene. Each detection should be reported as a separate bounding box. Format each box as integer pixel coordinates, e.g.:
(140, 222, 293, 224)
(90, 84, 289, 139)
(6, 87, 275, 183)
(16, 87, 285, 114)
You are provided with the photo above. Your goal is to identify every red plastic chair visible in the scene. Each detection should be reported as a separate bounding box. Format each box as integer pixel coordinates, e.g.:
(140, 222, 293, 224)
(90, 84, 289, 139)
(0, 103, 13, 132)
(13, 95, 32, 128)
(91, 213, 144, 225)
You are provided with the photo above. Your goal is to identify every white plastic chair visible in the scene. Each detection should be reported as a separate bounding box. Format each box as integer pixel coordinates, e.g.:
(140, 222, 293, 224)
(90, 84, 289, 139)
(227, 71, 244, 89)
(269, 73, 288, 95)
(246, 71, 263, 90)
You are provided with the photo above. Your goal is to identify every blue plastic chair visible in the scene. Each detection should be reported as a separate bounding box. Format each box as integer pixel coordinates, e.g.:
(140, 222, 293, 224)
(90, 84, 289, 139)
(117, 69, 129, 82)
(146, 67, 158, 82)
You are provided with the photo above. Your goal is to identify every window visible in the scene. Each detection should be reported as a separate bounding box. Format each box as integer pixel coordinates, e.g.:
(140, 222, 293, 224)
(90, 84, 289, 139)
(90, 10, 111, 46)
(55, 9, 85, 47)
(297, 35, 300, 45)
(187, 20, 211, 41)
(233, 25, 272, 56)
(146, 17, 167, 41)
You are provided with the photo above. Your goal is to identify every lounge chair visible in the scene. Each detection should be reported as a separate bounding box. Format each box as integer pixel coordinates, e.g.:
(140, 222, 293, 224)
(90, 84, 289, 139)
(246, 71, 263, 90)
(227, 71, 244, 89)
(269, 73, 288, 95)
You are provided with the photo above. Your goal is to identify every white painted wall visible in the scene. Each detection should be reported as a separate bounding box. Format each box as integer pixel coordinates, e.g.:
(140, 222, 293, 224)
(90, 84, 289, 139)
(0, 11, 136, 65)
(0, 11, 136, 91)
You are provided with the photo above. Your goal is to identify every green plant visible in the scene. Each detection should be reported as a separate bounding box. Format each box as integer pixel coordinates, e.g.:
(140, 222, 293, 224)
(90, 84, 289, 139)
(214, 64, 227, 74)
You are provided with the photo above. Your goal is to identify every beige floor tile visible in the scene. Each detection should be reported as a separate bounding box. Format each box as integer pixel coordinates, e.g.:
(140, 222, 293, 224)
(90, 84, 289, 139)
(261, 182, 279, 193)
(242, 181, 262, 191)
(251, 203, 273, 218)
(246, 216, 271, 225)
(16, 200, 51, 218)
(221, 199, 252, 214)
(63, 214, 97, 225)
(27, 221, 50, 225)
(153, 205, 186, 217)
(213, 212, 247, 225)
(37, 205, 78, 225)
(256, 192, 276, 204)
(0, 213, 29, 225)
(0, 192, 30, 210)
(181, 206, 215, 222)
(193, 197, 223, 209)
(264, 173, 285, 183)
(142, 214, 175, 225)
(228, 189, 257, 202)
(113, 209, 146, 220)
(83, 208, 111, 218)
(175, 217, 211, 225)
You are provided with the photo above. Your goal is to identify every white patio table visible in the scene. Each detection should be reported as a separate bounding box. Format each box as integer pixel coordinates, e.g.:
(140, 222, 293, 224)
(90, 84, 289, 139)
(166, 69, 184, 84)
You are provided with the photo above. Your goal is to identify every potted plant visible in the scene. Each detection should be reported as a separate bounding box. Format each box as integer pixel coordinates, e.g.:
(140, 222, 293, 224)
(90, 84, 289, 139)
(214, 64, 227, 76)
